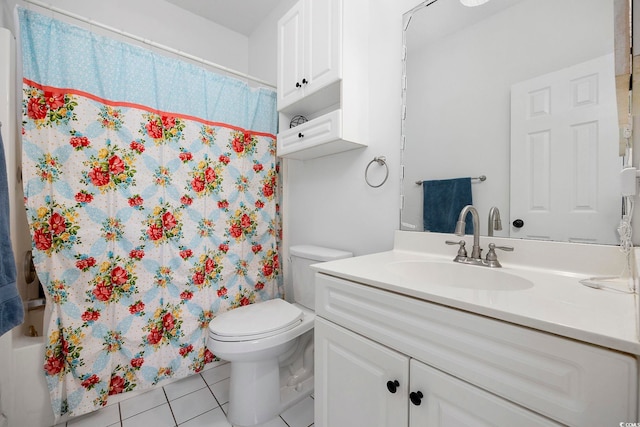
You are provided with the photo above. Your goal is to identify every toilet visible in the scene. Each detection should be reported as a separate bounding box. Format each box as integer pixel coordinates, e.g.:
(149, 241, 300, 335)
(207, 245, 352, 427)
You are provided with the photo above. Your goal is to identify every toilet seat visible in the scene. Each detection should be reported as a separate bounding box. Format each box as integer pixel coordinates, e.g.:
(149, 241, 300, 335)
(209, 299, 303, 342)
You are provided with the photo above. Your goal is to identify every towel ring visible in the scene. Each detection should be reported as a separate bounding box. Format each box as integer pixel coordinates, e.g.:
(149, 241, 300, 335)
(365, 156, 389, 188)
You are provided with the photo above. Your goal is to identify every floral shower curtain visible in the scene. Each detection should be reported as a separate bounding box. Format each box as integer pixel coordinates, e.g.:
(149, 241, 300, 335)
(18, 8, 281, 419)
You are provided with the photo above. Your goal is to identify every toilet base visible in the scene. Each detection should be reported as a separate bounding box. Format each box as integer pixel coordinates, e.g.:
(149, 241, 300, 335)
(228, 359, 280, 426)
(227, 361, 314, 427)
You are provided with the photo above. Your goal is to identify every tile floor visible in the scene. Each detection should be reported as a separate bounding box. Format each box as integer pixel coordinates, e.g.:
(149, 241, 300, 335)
(53, 361, 314, 427)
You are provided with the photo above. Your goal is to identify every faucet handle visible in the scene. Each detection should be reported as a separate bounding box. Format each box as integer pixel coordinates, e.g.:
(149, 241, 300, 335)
(489, 243, 514, 252)
(485, 243, 514, 267)
(446, 240, 468, 259)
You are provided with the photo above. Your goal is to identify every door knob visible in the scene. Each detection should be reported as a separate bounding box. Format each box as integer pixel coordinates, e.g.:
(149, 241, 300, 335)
(409, 391, 423, 406)
(512, 219, 524, 228)
(298, 133, 304, 138)
(295, 82, 301, 88)
(386, 380, 399, 394)
(302, 78, 308, 84)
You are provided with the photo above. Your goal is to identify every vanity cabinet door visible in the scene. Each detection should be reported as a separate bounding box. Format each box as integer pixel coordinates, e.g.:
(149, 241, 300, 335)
(409, 360, 562, 427)
(315, 317, 409, 427)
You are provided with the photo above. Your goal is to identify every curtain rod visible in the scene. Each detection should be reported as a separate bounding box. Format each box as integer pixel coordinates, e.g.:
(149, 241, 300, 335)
(21, 0, 277, 89)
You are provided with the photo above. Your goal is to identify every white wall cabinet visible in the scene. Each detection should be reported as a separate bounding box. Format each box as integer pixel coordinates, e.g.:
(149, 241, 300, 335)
(277, 0, 340, 111)
(276, 0, 369, 160)
(314, 273, 638, 427)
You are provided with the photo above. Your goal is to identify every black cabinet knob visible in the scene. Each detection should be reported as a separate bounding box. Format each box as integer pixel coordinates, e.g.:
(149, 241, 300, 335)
(386, 380, 399, 394)
(512, 219, 524, 228)
(298, 133, 304, 138)
(295, 82, 301, 88)
(302, 78, 308, 84)
(409, 391, 423, 406)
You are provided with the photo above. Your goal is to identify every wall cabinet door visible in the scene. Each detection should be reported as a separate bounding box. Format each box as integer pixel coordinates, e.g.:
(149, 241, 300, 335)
(409, 360, 562, 427)
(315, 317, 409, 427)
(277, 0, 340, 111)
(277, 1, 304, 108)
(302, 0, 340, 97)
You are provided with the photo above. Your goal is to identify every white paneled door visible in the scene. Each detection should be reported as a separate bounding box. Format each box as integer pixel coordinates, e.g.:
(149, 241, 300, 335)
(510, 53, 621, 244)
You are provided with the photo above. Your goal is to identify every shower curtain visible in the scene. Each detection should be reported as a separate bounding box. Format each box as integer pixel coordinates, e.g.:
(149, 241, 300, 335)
(18, 8, 281, 419)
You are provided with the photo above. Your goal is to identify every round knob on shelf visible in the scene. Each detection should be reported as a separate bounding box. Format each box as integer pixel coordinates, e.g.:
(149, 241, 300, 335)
(295, 82, 302, 88)
(409, 391, 423, 406)
(302, 78, 308, 84)
(512, 219, 524, 228)
(386, 380, 399, 394)
(298, 133, 304, 138)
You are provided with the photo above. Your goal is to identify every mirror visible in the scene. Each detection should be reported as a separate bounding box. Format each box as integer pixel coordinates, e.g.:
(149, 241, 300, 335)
(401, 0, 630, 245)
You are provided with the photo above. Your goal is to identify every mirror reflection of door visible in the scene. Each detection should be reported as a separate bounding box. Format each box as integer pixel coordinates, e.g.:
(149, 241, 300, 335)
(510, 54, 621, 244)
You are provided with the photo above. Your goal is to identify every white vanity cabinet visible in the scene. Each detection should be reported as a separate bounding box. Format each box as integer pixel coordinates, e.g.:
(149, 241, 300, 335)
(314, 273, 638, 427)
(276, 0, 369, 160)
(316, 318, 561, 427)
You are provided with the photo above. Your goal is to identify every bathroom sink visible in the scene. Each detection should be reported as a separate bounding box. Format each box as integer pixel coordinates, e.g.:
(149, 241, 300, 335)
(385, 260, 534, 291)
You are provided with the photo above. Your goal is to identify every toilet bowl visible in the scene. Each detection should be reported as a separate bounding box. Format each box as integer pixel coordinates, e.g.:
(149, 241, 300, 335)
(207, 245, 352, 427)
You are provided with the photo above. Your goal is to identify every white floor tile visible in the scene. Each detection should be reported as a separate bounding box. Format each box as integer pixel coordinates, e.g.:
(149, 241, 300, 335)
(209, 377, 230, 405)
(201, 363, 231, 386)
(170, 387, 219, 425)
(178, 406, 232, 427)
(164, 374, 207, 401)
(281, 397, 314, 427)
(121, 402, 175, 427)
(120, 387, 168, 420)
(67, 404, 120, 427)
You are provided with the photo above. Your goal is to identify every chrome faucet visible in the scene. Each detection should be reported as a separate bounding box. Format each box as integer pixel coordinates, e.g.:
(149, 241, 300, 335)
(454, 205, 481, 260)
(446, 205, 514, 268)
(488, 206, 502, 237)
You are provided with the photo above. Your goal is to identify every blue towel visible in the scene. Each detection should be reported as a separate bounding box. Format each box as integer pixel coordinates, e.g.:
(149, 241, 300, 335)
(422, 177, 473, 234)
(0, 126, 23, 337)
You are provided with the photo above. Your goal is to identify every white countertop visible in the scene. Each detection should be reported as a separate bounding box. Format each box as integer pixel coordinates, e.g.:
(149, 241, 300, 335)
(312, 231, 640, 355)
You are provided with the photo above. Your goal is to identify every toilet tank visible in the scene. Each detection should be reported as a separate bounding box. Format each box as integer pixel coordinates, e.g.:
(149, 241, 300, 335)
(290, 245, 352, 310)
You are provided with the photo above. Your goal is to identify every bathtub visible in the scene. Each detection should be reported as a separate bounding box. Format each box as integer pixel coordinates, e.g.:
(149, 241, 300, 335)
(0, 25, 56, 427)
(11, 334, 55, 427)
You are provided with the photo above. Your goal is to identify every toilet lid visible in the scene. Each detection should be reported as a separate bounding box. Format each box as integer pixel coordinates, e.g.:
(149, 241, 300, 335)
(208, 299, 303, 340)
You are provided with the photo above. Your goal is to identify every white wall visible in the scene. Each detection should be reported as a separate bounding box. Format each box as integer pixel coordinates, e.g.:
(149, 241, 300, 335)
(248, 0, 297, 85)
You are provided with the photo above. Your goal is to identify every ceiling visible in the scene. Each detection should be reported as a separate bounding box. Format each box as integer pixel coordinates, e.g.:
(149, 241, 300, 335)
(165, 0, 287, 36)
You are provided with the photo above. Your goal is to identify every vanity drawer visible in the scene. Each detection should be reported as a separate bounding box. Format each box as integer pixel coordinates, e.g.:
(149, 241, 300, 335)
(315, 273, 638, 426)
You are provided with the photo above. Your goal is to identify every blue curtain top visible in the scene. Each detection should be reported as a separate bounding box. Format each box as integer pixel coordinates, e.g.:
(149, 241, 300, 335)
(18, 7, 277, 135)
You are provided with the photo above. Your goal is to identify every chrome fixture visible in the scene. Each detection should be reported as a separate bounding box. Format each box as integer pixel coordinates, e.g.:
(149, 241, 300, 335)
(415, 175, 486, 185)
(26, 297, 46, 311)
(455, 205, 481, 259)
(488, 206, 502, 237)
(24, 250, 36, 284)
(484, 243, 513, 268)
(447, 205, 513, 268)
